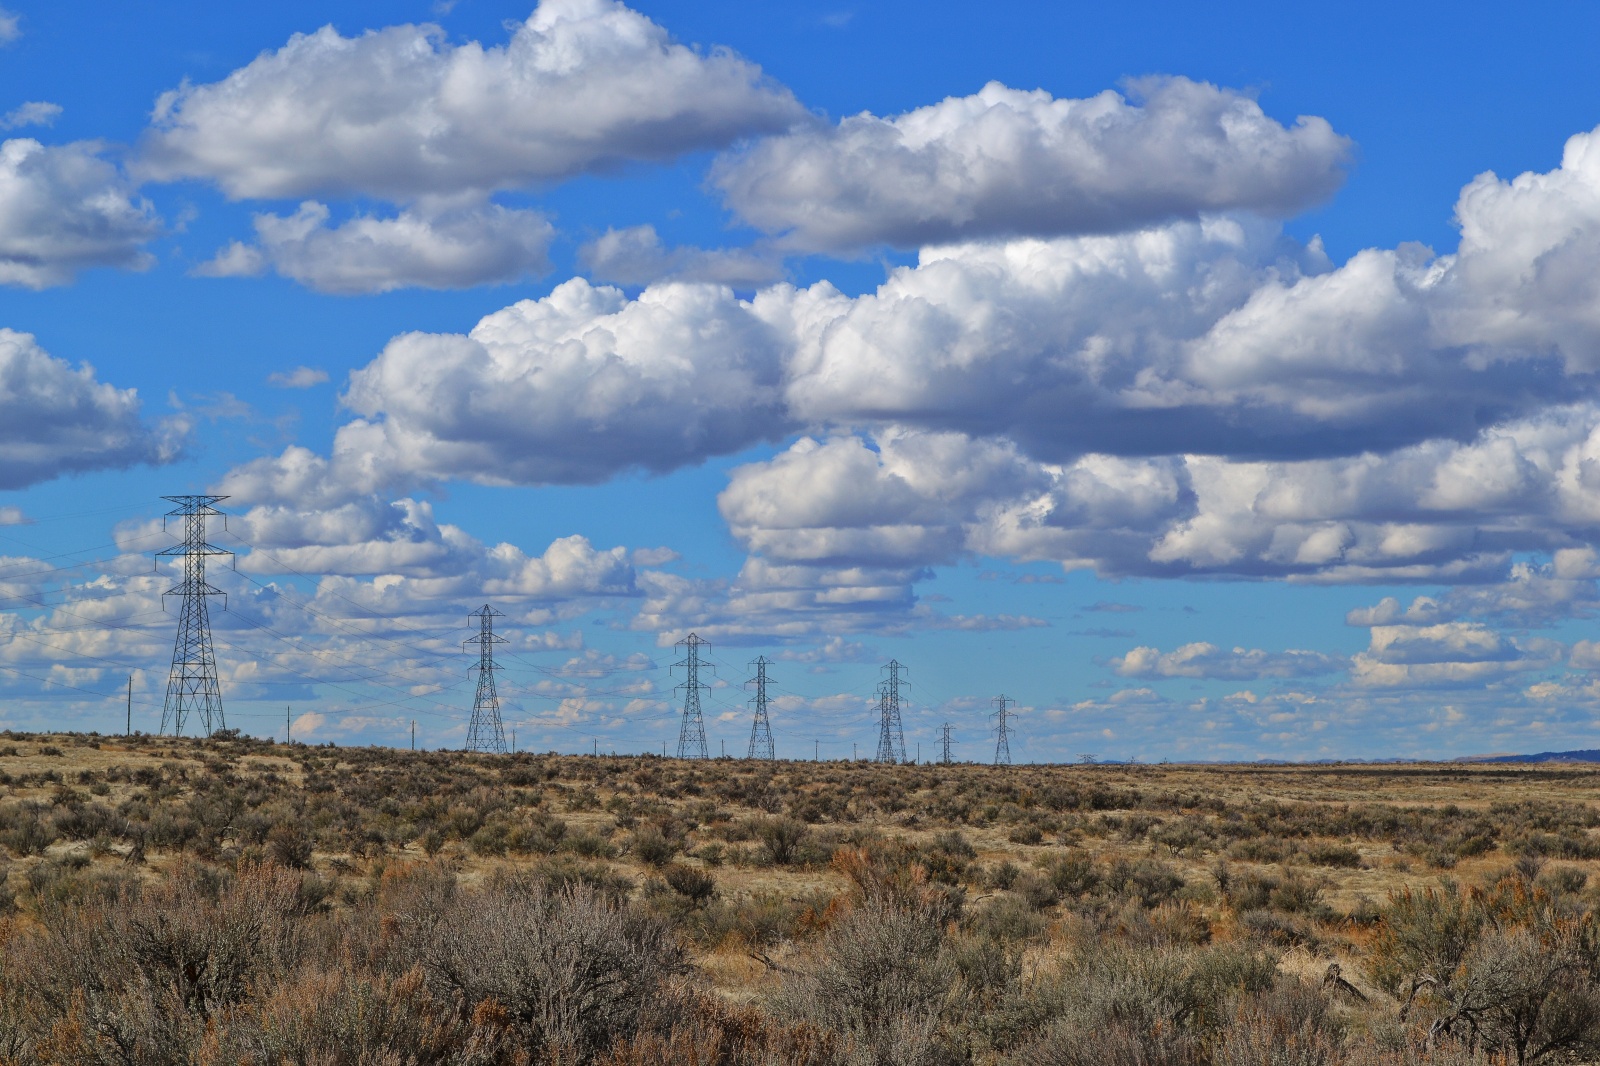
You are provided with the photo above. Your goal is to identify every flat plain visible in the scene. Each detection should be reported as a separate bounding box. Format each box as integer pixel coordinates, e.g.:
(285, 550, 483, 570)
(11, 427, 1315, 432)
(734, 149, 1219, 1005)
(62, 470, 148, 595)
(3, 731, 1598, 1064)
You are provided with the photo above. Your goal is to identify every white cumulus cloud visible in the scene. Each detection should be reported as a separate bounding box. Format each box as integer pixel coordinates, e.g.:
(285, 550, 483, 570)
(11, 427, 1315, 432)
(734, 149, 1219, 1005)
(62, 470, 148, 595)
(713, 77, 1350, 252)
(139, 0, 805, 200)
(579, 224, 783, 287)
(0, 102, 62, 131)
(267, 366, 330, 389)
(194, 200, 554, 294)
(338, 277, 791, 484)
(1112, 642, 1345, 680)
(0, 138, 160, 288)
(0, 328, 181, 489)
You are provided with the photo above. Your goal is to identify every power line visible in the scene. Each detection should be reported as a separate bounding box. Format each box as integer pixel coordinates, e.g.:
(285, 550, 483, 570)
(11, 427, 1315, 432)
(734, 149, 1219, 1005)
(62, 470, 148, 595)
(215, 542, 471, 667)
(0, 662, 162, 706)
(38, 582, 641, 729)
(875, 659, 907, 764)
(5, 580, 470, 724)
(464, 604, 507, 754)
(0, 534, 171, 594)
(940, 721, 954, 765)
(157, 495, 231, 737)
(673, 633, 711, 759)
(992, 694, 1015, 766)
(746, 655, 775, 760)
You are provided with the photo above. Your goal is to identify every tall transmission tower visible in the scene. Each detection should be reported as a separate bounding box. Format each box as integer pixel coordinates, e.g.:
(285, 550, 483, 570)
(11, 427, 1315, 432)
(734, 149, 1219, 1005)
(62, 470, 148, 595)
(939, 722, 954, 765)
(875, 659, 907, 764)
(157, 495, 232, 737)
(464, 605, 507, 753)
(992, 694, 1014, 765)
(674, 633, 712, 758)
(747, 655, 776, 760)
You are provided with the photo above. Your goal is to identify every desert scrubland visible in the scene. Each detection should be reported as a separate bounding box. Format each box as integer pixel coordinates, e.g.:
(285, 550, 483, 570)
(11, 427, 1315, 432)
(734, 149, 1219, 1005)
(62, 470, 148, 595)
(3, 731, 1600, 1064)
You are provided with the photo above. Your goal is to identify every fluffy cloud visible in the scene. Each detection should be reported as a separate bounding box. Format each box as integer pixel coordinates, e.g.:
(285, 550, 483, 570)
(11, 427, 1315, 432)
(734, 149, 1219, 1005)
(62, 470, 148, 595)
(310, 126, 1600, 500)
(716, 428, 1195, 588)
(0, 10, 17, 45)
(1344, 614, 1562, 690)
(339, 277, 790, 484)
(719, 431, 1044, 569)
(1112, 642, 1344, 680)
(0, 102, 61, 131)
(187, 116, 1600, 652)
(0, 510, 636, 740)
(0, 329, 180, 488)
(217, 442, 389, 511)
(139, 0, 804, 200)
(1141, 405, 1600, 580)
(1363, 622, 1521, 666)
(267, 366, 330, 389)
(579, 224, 783, 287)
(221, 485, 638, 603)
(678, 428, 1189, 636)
(629, 554, 929, 645)
(769, 123, 1600, 462)
(0, 138, 159, 288)
(713, 77, 1349, 252)
(1347, 551, 1600, 630)
(710, 404, 1600, 587)
(195, 200, 554, 293)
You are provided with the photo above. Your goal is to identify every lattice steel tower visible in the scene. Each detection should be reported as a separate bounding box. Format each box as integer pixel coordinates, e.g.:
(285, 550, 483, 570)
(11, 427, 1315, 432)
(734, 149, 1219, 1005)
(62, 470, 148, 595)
(939, 722, 954, 765)
(674, 633, 711, 758)
(992, 694, 1015, 766)
(875, 659, 907, 764)
(158, 495, 232, 737)
(465, 605, 507, 753)
(746, 655, 776, 760)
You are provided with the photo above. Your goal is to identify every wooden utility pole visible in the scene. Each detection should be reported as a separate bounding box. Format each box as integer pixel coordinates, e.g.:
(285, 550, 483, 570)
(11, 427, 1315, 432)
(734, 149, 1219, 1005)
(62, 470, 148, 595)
(126, 675, 132, 735)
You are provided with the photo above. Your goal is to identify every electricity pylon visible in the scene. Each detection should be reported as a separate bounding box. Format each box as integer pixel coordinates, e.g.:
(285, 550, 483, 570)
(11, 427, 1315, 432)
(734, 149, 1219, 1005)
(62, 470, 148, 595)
(992, 694, 1014, 765)
(674, 633, 711, 758)
(747, 655, 775, 760)
(875, 659, 907, 764)
(158, 495, 232, 737)
(939, 722, 954, 765)
(464, 605, 507, 753)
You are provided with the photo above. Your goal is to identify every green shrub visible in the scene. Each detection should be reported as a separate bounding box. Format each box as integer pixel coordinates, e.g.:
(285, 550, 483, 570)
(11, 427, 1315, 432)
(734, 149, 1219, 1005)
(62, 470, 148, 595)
(1302, 842, 1363, 868)
(662, 863, 716, 905)
(753, 816, 810, 866)
(630, 826, 680, 867)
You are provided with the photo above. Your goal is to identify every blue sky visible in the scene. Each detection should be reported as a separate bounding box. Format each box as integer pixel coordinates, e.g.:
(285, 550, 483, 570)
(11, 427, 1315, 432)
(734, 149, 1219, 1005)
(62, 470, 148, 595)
(4, 1, 1600, 761)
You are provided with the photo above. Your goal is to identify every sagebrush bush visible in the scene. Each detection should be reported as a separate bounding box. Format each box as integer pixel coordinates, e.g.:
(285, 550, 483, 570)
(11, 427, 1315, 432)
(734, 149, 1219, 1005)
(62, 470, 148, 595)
(421, 881, 683, 1061)
(772, 899, 958, 1062)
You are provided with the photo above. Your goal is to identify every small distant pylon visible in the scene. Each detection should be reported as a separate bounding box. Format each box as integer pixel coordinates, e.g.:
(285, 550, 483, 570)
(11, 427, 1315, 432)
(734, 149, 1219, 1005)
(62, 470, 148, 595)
(464, 605, 507, 753)
(747, 655, 776, 760)
(939, 722, 954, 765)
(992, 694, 1014, 766)
(674, 633, 712, 758)
(158, 495, 233, 737)
(875, 660, 907, 764)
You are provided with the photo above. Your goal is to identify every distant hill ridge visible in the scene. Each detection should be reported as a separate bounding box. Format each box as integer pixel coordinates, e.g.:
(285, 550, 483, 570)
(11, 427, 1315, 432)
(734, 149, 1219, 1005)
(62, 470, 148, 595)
(1463, 749, 1600, 764)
